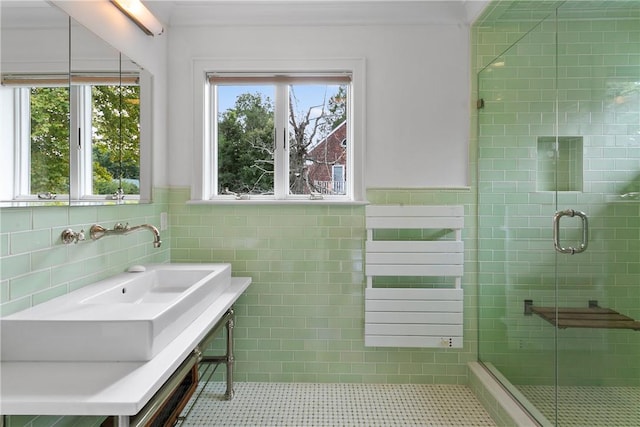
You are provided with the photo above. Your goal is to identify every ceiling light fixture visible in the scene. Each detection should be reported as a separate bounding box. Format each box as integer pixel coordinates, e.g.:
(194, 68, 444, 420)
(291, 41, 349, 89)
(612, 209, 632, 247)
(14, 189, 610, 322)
(111, 0, 164, 36)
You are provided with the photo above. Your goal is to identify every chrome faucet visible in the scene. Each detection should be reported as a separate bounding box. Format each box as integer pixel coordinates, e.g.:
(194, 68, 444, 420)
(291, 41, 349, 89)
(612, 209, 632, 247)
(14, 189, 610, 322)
(89, 223, 162, 248)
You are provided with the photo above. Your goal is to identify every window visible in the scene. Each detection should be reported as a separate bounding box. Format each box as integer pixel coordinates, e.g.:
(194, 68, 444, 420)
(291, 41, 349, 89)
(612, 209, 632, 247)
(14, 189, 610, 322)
(87, 80, 141, 199)
(211, 74, 349, 199)
(192, 59, 364, 202)
(26, 86, 71, 198)
(0, 73, 140, 202)
(332, 164, 345, 194)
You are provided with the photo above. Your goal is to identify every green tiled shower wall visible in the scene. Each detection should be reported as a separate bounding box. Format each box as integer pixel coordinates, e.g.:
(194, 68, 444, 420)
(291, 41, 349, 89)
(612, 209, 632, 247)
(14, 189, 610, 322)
(170, 187, 477, 385)
(474, 2, 640, 387)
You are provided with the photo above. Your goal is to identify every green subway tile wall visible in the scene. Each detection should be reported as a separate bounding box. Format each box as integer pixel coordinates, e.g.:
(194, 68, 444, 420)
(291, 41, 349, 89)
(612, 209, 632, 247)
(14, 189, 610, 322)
(170, 187, 477, 384)
(0, 185, 478, 427)
(0, 189, 171, 316)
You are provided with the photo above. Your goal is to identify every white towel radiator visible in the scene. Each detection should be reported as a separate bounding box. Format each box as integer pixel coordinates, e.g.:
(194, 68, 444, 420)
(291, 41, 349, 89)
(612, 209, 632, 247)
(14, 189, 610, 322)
(364, 205, 464, 348)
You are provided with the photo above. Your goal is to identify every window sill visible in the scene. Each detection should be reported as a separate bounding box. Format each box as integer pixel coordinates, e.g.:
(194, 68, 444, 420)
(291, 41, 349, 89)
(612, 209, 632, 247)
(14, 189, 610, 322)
(187, 199, 368, 206)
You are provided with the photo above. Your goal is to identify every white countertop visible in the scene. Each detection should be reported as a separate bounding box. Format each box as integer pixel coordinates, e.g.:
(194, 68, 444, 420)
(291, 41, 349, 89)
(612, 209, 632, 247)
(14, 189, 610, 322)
(0, 277, 251, 416)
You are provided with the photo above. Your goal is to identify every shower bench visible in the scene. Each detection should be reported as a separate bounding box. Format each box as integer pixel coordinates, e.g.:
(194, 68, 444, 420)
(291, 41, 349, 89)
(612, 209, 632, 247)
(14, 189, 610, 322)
(524, 299, 640, 331)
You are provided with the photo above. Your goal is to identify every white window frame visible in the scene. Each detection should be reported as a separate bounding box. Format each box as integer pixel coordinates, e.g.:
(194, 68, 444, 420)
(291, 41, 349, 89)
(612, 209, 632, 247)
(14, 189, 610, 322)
(192, 58, 365, 203)
(69, 85, 94, 201)
(15, 88, 31, 199)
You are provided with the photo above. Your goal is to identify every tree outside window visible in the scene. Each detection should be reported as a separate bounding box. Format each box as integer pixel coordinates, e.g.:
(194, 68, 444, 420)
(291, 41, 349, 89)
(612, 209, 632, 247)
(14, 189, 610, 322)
(23, 82, 140, 199)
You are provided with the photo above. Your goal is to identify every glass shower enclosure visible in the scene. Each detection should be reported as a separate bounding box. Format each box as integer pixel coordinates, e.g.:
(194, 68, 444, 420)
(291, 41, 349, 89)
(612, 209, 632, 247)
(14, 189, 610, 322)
(477, 1, 639, 425)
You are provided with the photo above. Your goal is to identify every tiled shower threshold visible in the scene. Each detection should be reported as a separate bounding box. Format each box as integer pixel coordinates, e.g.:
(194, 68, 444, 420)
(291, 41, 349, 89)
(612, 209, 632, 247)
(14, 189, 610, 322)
(472, 362, 640, 427)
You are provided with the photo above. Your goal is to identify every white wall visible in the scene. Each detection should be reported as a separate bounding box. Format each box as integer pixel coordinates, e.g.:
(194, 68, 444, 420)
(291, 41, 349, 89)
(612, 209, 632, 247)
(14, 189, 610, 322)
(167, 22, 471, 189)
(55, 1, 474, 190)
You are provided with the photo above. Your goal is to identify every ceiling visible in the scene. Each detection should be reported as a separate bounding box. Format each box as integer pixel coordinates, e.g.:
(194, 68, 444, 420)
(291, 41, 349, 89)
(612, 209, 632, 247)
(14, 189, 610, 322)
(144, 0, 492, 27)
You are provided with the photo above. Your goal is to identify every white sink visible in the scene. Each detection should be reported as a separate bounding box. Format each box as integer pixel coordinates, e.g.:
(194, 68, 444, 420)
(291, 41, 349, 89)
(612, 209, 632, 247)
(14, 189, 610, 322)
(81, 269, 217, 304)
(0, 263, 232, 362)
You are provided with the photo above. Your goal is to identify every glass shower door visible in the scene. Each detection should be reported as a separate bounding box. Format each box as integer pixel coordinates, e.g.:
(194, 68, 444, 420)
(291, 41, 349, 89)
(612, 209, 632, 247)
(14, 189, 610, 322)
(553, 2, 640, 425)
(477, 12, 560, 424)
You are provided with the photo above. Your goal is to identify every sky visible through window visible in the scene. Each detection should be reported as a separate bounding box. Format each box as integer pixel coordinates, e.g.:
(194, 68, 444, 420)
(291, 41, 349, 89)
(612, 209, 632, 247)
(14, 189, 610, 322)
(217, 84, 340, 122)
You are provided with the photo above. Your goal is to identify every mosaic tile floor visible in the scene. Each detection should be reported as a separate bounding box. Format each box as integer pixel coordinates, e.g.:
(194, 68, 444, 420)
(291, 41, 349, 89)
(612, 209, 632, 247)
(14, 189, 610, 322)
(177, 381, 497, 426)
(518, 385, 640, 427)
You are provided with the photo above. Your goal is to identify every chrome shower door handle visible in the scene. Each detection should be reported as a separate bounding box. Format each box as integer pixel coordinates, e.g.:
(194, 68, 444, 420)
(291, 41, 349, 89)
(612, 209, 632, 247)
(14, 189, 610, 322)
(553, 209, 589, 254)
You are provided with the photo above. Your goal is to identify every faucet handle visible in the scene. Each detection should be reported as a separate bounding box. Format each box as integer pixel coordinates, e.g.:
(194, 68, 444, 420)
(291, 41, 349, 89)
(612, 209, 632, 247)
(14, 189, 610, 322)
(61, 229, 85, 245)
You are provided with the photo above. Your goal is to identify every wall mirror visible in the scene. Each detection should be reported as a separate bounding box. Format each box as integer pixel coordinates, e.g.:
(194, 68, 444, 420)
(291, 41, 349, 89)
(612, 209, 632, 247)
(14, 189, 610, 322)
(0, 1, 151, 207)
